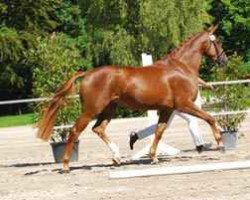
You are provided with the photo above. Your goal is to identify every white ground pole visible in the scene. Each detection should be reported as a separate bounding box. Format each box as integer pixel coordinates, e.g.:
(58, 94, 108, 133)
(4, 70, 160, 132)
(131, 53, 180, 160)
(109, 160, 250, 179)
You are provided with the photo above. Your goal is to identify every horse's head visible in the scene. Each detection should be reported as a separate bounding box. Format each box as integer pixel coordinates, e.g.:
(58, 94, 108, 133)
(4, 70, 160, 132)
(203, 25, 228, 65)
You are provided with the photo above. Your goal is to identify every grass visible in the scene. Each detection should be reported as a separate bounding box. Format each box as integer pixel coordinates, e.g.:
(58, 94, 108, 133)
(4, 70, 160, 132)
(0, 113, 35, 128)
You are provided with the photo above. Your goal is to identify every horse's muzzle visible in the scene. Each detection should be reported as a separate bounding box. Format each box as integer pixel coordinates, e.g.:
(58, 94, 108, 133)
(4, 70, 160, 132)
(216, 52, 228, 66)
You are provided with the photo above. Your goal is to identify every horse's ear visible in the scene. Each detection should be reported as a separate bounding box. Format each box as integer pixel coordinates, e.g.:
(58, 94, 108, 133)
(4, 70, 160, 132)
(208, 25, 218, 34)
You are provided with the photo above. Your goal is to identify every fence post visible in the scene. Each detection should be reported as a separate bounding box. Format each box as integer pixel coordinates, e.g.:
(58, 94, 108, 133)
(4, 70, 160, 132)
(141, 53, 158, 124)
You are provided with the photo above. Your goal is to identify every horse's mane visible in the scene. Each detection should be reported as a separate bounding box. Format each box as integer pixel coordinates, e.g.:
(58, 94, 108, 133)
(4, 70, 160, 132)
(165, 31, 206, 59)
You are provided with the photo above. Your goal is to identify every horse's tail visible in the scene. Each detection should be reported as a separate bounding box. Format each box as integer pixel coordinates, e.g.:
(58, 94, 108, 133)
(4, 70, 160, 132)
(37, 71, 86, 141)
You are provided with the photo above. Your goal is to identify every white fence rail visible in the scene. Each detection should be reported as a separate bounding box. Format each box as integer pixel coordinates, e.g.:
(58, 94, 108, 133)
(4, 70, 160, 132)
(0, 97, 48, 105)
(0, 95, 79, 105)
(0, 79, 249, 130)
(209, 79, 250, 86)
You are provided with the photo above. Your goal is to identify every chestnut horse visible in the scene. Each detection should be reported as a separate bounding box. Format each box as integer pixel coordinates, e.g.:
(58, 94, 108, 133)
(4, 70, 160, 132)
(37, 26, 227, 172)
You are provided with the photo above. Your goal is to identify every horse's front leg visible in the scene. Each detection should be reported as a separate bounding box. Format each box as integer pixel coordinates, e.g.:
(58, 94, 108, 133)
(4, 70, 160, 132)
(150, 110, 174, 163)
(177, 101, 224, 150)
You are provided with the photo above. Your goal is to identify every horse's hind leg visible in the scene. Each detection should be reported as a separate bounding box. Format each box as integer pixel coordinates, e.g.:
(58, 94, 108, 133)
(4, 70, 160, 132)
(92, 103, 121, 165)
(62, 112, 93, 172)
(150, 110, 174, 163)
(177, 101, 224, 149)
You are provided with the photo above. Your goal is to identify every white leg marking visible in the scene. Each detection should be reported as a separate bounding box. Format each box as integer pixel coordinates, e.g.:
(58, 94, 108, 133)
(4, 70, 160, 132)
(108, 142, 120, 158)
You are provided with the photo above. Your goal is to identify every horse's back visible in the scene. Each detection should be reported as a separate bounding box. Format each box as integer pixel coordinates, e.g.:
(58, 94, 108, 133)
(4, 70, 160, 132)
(79, 65, 197, 110)
(78, 66, 171, 109)
(116, 67, 175, 109)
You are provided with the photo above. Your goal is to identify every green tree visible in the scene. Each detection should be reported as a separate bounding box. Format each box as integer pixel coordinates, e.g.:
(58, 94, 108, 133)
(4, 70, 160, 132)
(0, 0, 59, 33)
(0, 26, 37, 115)
(0, 0, 91, 115)
(55, 0, 91, 63)
(32, 33, 91, 126)
(210, 0, 250, 59)
(140, 0, 211, 59)
(80, 0, 211, 66)
(0, 0, 60, 106)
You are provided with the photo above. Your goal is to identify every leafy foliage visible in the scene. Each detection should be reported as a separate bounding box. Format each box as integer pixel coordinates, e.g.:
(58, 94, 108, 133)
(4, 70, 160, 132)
(0, 0, 60, 114)
(115, 106, 146, 118)
(0, 0, 59, 33)
(80, 0, 211, 66)
(1, 0, 249, 124)
(211, 55, 248, 131)
(32, 33, 91, 141)
(0, 27, 37, 115)
(210, 0, 250, 58)
(0, 27, 36, 87)
(0, 0, 91, 115)
(140, 0, 211, 58)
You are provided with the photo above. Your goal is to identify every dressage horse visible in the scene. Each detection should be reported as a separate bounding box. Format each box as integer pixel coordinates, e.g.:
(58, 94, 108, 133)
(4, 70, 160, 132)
(37, 26, 227, 172)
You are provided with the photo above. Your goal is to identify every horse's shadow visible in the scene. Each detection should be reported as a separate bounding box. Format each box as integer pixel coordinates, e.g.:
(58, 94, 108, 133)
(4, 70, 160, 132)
(1, 148, 220, 176)
(1, 158, 156, 176)
(2, 162, 55, 168)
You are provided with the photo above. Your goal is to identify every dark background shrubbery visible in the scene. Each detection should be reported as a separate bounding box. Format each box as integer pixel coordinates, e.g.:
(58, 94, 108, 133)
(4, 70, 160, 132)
(0, 0, 249, 123)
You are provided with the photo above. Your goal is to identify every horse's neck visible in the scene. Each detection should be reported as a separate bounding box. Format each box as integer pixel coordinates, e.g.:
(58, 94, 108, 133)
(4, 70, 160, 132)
(169, 45, 203, 75)
(165, 34, 205, 75)
(176, 52, 202, 74)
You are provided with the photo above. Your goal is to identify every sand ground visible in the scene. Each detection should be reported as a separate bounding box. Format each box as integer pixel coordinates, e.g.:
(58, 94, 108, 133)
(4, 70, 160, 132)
(0, 114, 250, 200)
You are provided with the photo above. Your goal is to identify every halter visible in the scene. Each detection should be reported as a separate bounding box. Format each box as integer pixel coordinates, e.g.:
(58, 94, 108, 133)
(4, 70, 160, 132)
(208, 34, 225, 62)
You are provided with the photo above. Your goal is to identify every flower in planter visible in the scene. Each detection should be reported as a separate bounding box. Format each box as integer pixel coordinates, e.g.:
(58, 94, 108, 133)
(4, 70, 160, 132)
(216, 113, 246, 133)
(50, 128, 69, 143)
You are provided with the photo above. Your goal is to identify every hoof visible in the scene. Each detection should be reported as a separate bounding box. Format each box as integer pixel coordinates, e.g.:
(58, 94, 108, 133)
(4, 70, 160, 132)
(62, 169, 70, 174)
(196, 142, 213, 153)
(112, 157, 121, 166)
(62, 162, 70, 173)
(129, 132, 138, 150)
(151, 158, 159, 165)
(218, 146, 225, 153)
(59, 168, 70, 174)
(196, 145, 203, 153)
